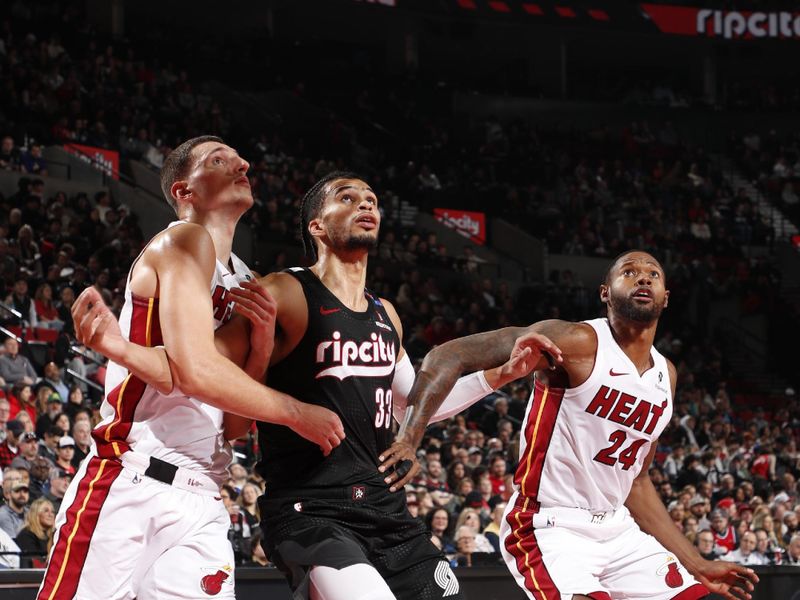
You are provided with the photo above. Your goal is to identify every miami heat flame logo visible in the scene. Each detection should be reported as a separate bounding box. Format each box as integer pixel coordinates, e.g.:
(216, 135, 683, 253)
(656, 560, 684, 589)
(200, 569, 230, 595)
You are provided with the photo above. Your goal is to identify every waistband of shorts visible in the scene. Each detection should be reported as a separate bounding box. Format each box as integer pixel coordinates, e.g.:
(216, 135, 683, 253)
(513, 495, 620, 525)
(263, 481, 390, 503)
(119, 451, 220, 496)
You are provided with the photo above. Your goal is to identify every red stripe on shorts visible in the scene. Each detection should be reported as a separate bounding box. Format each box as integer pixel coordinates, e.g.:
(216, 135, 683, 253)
(93, 294, 159, 458)
(37, 457, 123, 600)
(670, 583, 710, 599)
(503, 501, 560, 599)
(514, 381, 565, 499)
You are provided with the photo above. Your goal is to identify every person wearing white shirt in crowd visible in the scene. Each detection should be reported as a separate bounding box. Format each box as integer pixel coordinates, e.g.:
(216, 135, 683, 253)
(785, 534, 800, 566)
(722, 532, 768, 566)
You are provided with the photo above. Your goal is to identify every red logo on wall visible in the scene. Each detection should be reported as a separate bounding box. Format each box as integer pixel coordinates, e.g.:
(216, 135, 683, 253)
(63, 143, 120, 180)
(434, 208, 486, 245)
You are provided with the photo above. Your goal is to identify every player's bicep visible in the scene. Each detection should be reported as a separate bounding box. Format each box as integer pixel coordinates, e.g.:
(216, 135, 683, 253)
(154, 233, 218, 369)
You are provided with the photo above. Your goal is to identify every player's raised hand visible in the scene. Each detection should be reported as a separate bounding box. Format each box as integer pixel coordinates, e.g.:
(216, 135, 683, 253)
(378, 437, 421, 492)
(293, 403, 346, 456)
(509, 331, 563, 376)
(71, 286, 126, 363)
(229, 280, 277, 355)
(695, 560, 758, 600)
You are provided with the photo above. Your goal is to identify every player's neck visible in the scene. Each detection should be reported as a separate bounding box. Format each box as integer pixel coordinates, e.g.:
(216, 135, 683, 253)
(606, 313, 657, 374)
(311, 251, 368, 311)
(184, 210, 239, 266)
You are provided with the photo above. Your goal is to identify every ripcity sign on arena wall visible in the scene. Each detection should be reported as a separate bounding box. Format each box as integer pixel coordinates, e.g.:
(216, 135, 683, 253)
(348, 0, 800, 41)
(640, 4, 800, 40)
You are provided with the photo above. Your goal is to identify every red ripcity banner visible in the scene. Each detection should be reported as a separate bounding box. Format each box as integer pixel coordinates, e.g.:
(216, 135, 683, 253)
(63, 143, 120, 180)
(434, 208, 486, 245)
(641, 4, 800, 40)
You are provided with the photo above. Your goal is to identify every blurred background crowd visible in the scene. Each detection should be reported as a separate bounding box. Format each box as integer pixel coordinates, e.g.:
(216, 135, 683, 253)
(0, 0, 799, 573)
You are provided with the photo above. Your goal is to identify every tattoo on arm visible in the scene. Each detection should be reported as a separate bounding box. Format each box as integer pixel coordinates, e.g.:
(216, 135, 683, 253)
(398, 326, 527, 447)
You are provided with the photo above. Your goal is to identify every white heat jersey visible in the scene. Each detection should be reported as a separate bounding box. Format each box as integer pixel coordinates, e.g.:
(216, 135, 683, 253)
(93, 222, 252, 485)
(514, 318, 673, 513)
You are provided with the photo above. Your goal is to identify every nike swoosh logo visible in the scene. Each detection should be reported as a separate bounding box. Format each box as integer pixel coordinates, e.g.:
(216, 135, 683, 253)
(609, 369, 629, 377)
(320, 306, 341, 315)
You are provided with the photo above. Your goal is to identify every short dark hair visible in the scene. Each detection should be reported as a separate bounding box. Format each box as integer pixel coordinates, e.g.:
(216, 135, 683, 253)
(603, 249, 663, 285)
(299, 170, 362, 261)
(159, 135, 224, 215)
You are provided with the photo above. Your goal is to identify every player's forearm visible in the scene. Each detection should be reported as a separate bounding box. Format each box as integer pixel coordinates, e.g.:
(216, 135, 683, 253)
(116, 343, 174, 395)
(177, 351, 300, 427)
(397, 327, 525, 447)
(625, 477, 705, 575)
(242, 345, 269, 383)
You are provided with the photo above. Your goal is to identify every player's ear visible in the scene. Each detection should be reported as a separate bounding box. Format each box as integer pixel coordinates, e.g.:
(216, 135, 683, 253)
(663, 289, 670, 308)
(308, 217, 325, 240)
(599, 284, 609, 304)
(171, 180, 191, 204)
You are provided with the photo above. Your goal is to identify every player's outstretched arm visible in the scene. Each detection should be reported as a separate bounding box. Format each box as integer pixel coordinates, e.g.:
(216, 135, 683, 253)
(625, 443, 758, 600)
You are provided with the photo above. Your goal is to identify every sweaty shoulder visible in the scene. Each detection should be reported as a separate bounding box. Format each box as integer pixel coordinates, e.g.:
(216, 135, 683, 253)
(131, 222, 216, 297)
(530, 319, 598, 388)
(259, 271, 307, 364)
(530, 319, 597, 358)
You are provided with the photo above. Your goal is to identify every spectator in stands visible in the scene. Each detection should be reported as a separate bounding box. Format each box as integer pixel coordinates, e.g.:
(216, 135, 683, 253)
(0, 136, 20, 171)
(37, 425, 62, 464)
(0, 398, 9, 444)
(53, 436, 76, 477)
(482, 501, 506, 553)
(0, 477, 29, 538)
(15, 497, 55, 568)
(35, 393, 64, 439)
(27, 456, 53, 502)
(752, 510, 781, 551)
(425, 507, 454, 554)
(238, 482, 261, 531)
(10, 432, 40, 472)
(453, 525, 484, 567)
(454, 508, 494, 553)
(41, 362, 69, 401)
(44, 468, 71, 513)
(34, 285, 63, 330)
(721, 531, 768, 566)
(0, 338, 37, 385)
(709, 509, 738, 554)
(0, 420, 25, 469)
(70, 421, 91, 468)
(694, 529, 718, 560)
(243, 530, 270, 567)
(786, 534, 800, 566)
(20, 144, 48, 176)
(479, 397, 509, 437)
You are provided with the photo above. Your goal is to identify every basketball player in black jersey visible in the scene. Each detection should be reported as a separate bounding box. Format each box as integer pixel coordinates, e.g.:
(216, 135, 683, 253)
(223, 172, 557, 600)
(77, 171, 559, 600)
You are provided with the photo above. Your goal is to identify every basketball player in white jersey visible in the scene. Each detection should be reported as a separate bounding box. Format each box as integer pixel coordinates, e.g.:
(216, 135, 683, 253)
(38, 136, 344, 600)
(385, 251, 758, 600)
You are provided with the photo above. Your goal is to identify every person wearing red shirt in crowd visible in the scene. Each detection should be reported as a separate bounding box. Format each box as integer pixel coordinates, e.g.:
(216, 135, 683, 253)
(0, 420, 25, 469)
(750, 443, 775, 482)
(7, 382, 36, 423)
(488, 453, 507, 497)
(710, 509, 738, 554)
(33, 283, 63, 330)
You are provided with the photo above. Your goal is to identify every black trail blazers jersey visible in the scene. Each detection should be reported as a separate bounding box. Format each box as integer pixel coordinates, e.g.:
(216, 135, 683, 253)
(256, 267, 400, 492)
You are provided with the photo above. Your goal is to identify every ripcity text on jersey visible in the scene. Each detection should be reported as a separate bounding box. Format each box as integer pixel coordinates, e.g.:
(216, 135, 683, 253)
(256, 267, 399, 492)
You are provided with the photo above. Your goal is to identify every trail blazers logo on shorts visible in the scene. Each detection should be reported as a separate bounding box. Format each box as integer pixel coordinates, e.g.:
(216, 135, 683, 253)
(434, 561, 459, 597)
